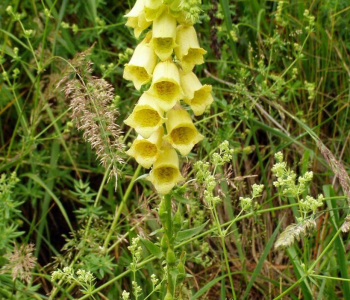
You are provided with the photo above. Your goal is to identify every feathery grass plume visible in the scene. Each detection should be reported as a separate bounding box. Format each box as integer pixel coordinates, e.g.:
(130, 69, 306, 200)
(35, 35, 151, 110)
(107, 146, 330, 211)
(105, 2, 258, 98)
(274, 219, 316, 250)
(1, 243, 37, 283)
(57, 46, 124, 186)
(315, 139, 350, 232)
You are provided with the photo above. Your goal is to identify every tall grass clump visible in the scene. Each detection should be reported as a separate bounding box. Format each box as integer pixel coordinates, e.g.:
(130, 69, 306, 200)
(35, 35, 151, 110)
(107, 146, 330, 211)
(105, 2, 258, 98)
(1, 0, 350, 299)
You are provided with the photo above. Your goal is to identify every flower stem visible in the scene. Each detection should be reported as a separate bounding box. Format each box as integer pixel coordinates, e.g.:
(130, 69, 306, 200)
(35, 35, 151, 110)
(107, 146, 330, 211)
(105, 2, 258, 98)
(103, 164, 142, 252)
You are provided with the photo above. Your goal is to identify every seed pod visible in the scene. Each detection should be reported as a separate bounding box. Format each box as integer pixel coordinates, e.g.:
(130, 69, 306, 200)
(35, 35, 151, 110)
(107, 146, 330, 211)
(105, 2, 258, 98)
(164, 291, 173, 300)
(161, 233, 169, 253)
(166, 248, 176, 266)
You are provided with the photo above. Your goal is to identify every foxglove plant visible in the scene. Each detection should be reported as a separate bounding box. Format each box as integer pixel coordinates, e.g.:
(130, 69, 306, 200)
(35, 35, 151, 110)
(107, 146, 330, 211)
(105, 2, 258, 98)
(123, 0, 210, 298)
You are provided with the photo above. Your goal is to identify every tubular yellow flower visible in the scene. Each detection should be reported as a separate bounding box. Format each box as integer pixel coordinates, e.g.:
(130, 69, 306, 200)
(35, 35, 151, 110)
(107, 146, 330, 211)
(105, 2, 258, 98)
(124, 93, 166, 138)
(146, 60, 183, 111)
(125, 0, 151, 38)
(164, 107, 204, 156)
(175, 25, 206, 73)
(123, 32, 157, 90)
(180, 71, 213, 116)
(152, 10, 177, 61)
(148, 146, 184, 194)
(126, 127, 164, 168)
(144, 0, 165, 21)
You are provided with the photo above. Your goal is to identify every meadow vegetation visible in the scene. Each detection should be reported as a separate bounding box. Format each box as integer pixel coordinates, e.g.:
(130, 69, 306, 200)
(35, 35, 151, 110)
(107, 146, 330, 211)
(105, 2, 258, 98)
(1, 0, 350, 299)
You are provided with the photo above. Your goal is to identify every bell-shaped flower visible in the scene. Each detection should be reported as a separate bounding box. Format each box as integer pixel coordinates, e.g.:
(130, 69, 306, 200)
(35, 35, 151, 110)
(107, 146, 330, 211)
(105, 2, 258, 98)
(175, 25, 206, 73)
(146, 60, 183, 111)
(124, 93, 166, 138)
(180, 71, 213, 116)
(125, 0, 151, 38)
(123, 32, 157, 90)
(144, 0, 165, 21)
(151, 10, 177, 61)
(148, 146, 184, 194)
(164, 107, 204, 155)
(126, 127, 164, 168)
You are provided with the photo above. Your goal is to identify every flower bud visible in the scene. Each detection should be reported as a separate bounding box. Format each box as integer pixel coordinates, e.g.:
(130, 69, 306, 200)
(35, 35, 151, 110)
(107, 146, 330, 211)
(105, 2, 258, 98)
(175, 25, 206, 73)
(125, 0, 151, 38)
(147, 61, 183, 111)
(152, 11, 177, 61)
(166, 248, 176, 266)
(164, 107, 204, 156)
(148, 146, 184, 194)
(126, 127, 164, 168)
(180, 71, 213, 116)
(161, 233, 169, 252)
(124, 93, 166, 138)
(123, 32, 157, 90)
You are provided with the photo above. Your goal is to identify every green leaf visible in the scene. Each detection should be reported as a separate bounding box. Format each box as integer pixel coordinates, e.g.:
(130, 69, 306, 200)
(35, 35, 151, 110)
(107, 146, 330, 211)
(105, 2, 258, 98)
(176, 220, 209, 242)
(141, 238, 163, 259)
(242, 219, 282, 299)
(191, 275, 226, 300)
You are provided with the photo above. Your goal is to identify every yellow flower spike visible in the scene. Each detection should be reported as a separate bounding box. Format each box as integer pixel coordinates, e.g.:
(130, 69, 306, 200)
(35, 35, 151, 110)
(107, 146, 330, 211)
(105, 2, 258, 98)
(123, 32, 157, 90)
(151, 10, 177, 61)
(126, 127, 164, 168)
(148, 146, 184, 194)
(174, 25, 207, 73)
(124, 93, 166, 138)
(180, 71, 213, 116)
(146, 60, 183, 111)
(144, 0, 165, 21)
(164, 107, 204, 156)
(125, 0, 151, 38)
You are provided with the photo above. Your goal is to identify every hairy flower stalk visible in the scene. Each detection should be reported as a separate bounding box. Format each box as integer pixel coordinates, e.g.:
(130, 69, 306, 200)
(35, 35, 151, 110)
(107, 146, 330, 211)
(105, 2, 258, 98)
(123, 1, 209, 297)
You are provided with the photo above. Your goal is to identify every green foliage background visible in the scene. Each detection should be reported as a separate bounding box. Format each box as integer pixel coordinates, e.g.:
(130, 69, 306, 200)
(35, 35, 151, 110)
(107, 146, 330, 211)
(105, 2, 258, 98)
(1, 0, 350, 299)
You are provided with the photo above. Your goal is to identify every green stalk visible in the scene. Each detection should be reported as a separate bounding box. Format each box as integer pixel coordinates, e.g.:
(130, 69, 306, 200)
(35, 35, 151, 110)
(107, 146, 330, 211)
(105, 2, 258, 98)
(212, 207, 237, 300)
(102, 164, 142, 252)
(164, 193, 175, 295)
